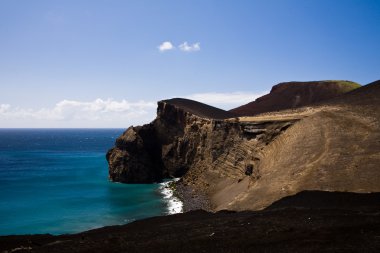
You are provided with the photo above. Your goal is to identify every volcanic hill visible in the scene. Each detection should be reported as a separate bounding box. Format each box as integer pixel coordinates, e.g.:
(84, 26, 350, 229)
(107, 79, 380, 212)
(230, 80, 360, 116)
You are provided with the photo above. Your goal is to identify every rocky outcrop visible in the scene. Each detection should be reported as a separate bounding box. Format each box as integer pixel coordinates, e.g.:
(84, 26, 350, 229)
(107, 80, 380, 211)
(106, 98, 238, 183)
(230, 80, 361, 116)
(107, 123, 162, 183)
(107, 98, 295, 184)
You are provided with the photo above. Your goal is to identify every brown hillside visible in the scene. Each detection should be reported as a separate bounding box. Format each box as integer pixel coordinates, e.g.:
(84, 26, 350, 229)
(203, 80, 380, 211)
(230, 80, 360, 116)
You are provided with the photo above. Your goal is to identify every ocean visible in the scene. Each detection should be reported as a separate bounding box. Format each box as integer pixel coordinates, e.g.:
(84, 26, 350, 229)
(0, 129, 182, 236)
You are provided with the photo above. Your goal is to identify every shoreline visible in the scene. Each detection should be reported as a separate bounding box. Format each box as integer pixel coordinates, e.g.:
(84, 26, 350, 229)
(158, 177, 212, 214)
(158, 179, 183, 214)
(175, 181, 212, 212)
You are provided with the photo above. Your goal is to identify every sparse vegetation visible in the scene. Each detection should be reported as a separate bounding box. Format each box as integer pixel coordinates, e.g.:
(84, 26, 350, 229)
(333, 80, 361, 92)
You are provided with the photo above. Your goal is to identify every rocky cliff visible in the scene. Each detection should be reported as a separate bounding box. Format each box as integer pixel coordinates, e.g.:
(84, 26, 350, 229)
(107, 98, 296, 184)
(106, 98, 238, 183)
(107, 80, 380, 211)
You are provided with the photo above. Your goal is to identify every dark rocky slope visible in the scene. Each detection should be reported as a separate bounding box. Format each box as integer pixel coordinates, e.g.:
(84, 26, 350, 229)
(230, 80, 360, 116)
(1, 191, 379, 253)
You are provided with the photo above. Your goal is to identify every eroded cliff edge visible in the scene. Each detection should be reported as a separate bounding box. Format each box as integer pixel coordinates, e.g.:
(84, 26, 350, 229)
(107, 80, 380, 211)
(107, 98, 293, 183)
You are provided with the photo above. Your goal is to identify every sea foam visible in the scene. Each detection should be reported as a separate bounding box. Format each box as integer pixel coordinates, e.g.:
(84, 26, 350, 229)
(159, 178, 183, 214)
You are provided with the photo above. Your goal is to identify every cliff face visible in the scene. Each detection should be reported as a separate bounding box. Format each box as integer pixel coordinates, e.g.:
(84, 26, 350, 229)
(107, 98, 237, 183)
(107, 81, 380, 211)
(107, 98, 296, 184)
(107, 123, 161, 183)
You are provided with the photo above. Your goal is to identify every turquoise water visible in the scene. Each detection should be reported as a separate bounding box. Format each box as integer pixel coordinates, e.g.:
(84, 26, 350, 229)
(0, 129, 169, 236)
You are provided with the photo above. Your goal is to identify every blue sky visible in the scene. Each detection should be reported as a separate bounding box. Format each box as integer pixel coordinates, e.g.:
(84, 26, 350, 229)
(0, 0, 379, 127)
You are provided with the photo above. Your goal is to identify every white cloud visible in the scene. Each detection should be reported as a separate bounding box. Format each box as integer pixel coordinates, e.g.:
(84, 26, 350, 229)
(185, 91, 266, 110)
(179, 42, 200, 52)
(158, 41, 174, 52)
(0, 104, 11, 113)
(0, 92, 267, 127)
(157, 41, 201, 53)
(0, 99, 157, 128)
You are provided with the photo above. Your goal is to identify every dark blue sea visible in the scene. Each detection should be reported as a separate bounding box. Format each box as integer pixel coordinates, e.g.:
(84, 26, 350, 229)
(0, 129, 181, 236)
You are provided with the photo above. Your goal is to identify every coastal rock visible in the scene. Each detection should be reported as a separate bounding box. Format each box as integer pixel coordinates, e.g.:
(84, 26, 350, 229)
(107, 98, 237, 183)
(107, 124, 162, 183)
(107, 98, 295, 186)
(107, 80, 380, 211)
